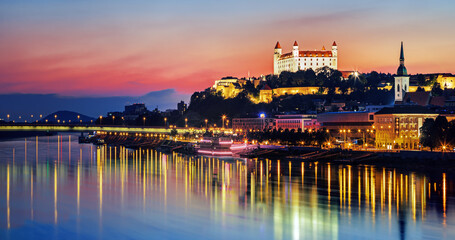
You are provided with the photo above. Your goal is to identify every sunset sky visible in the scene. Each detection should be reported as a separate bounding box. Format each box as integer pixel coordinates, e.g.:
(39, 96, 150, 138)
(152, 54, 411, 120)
(1, 0, 454, 96)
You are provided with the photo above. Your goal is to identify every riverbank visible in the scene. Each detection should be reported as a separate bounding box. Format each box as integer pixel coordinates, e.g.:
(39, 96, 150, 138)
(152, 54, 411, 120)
(78, 133, 455, 173)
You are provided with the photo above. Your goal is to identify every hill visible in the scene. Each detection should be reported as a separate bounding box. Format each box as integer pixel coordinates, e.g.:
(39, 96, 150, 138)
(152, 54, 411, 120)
(40, 111, 95, 123)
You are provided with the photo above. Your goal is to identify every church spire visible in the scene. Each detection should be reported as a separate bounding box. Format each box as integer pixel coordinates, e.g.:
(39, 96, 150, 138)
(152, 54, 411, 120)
(400, 41, 404, 64)
(397, 41, 407, 76)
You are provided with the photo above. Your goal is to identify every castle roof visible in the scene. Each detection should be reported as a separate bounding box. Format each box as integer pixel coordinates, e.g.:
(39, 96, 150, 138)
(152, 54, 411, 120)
(293, 41, 298, 47)
(332, 41, 337, 46)
(274, 41, 281, 49)
(278, 50, 333, 59)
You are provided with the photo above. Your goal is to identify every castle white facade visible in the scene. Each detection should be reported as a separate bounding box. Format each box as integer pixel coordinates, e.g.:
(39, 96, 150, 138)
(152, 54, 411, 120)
(273, 41, 338, 75)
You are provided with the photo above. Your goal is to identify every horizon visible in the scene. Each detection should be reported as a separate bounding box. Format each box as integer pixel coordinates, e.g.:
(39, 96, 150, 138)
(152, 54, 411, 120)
(1, 0, 455, 97)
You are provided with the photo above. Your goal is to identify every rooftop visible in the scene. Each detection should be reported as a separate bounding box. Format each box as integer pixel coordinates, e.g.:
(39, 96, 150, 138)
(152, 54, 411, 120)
(375, 105, 436, 115)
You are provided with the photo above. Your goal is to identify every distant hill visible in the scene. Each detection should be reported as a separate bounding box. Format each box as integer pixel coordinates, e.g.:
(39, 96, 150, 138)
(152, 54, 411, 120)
(40, 111, 95, 124)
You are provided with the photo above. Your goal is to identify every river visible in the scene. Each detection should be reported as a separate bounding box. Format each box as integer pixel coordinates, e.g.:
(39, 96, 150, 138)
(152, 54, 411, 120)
(0, 134, 453, 239)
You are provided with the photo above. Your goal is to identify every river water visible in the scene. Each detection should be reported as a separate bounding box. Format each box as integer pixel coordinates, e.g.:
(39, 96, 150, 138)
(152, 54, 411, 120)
(0, 134, 453, 239)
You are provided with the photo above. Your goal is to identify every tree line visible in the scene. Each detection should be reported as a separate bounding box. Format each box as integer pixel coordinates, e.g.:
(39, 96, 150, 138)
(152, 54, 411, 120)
(420, 116, 455, 151)
(246, 128, 330, 147)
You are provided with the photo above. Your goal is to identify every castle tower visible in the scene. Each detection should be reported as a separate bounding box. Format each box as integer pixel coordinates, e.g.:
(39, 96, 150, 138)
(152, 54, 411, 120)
(394, 42, 410, 102)
(292, 41, 299, 71)
(273, 41, 282, 75)
(331, 41, 338, 69)
(292, 41, 299, 57)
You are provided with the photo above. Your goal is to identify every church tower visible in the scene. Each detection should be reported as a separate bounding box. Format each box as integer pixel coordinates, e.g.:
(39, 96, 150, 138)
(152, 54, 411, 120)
(394, 42, 410, 102)
(273, 41, 282, 75)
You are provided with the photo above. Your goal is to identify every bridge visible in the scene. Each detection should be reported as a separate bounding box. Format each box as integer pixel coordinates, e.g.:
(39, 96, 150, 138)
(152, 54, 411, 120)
(0, 124, 233, 135)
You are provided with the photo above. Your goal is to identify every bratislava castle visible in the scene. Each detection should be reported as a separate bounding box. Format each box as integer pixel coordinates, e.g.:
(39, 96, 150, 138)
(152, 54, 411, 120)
(273, 41, 338, 75)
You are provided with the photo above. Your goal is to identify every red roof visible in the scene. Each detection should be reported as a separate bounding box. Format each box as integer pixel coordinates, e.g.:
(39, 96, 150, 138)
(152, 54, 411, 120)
(278, 50, 333, 59)
(340, 71, 355, 79)
(299, 50, 332, 57)
(262, 84, 272, 90)
(293, 41, 298, 46)
(430, 96, 445, 106)
(402, 92, 430, 106)
(275, 41, 281, 49)
(332, 41, 337, 46)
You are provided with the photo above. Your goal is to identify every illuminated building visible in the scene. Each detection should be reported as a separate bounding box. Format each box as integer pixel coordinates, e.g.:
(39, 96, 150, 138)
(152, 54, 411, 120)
(274, 41, 338, 75)
(317, 111, 375, 145)
(232, 117, 274, 132)
(275, 114, 319, 131)
(317, 111, 374, 131)
(436, 74, 455, 89)
(258, 86, 351, 103)
(124, 103, 147, 122)
(213, 76, 264, 99)
(374, 105, 438, 149)
(177, 101, 187, 115)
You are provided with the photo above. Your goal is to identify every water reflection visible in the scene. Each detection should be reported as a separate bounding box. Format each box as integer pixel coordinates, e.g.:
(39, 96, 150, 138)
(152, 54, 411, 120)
(0, 135, 454, 239)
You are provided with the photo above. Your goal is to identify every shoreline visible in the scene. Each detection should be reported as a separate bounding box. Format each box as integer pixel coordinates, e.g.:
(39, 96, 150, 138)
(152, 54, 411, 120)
(3, 133, 455, 173)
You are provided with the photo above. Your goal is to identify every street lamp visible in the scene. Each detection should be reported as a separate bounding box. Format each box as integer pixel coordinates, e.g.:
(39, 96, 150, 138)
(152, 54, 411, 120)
(7, 114, 9, 122)
(164, 117, 167, 127)
(222, 115, 226, 129)
(112, 116, 115, 125)
(143, 117, 146, 126)
(99, 116, 103, 125)
(205, 119, 208, 129)
(226, 119, 229, 128)
(185, 118, 188, 128)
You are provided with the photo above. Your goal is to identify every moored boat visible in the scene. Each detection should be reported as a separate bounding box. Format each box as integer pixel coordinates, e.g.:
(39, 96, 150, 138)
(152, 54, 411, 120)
(197, 136, 233, 156)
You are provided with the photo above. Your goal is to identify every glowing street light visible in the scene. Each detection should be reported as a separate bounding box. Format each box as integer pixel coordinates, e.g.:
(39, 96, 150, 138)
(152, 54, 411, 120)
(185, 118, 188, 128)
(7, 114, 10, 122)
(164, 117, 167, 127)
(99, 116, 103, 125)
(222, 115, 226, 129)
(112, 116, 115, 125)
(143, 117, 146, 126)
(205, 119, 208, 128)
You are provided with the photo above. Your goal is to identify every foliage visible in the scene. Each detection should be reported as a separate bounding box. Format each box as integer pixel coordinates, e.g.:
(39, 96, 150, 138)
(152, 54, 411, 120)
(420, 116, 455, 151)
(431, 82, 444, 96)
(246, 128, 330, 147)
(170, 129, 178, 137)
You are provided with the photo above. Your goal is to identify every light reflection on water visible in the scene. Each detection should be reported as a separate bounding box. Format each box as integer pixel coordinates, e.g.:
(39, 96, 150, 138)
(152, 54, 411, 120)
(0, 134, 454, 239)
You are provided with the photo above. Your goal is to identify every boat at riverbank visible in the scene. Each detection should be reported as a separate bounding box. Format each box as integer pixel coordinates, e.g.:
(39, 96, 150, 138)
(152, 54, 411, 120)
(197, 136, 233, 156)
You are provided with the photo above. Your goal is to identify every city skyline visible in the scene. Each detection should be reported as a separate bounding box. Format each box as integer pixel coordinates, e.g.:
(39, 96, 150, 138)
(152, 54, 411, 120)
(1, 0, 454, 97)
